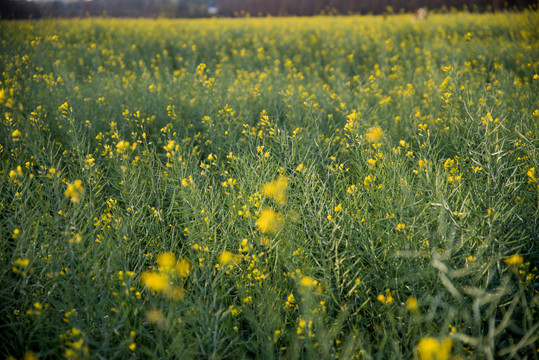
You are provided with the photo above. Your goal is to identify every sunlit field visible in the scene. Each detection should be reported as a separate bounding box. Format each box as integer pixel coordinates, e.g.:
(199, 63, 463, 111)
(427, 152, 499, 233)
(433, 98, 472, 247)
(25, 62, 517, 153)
(1, 11, 538, 359)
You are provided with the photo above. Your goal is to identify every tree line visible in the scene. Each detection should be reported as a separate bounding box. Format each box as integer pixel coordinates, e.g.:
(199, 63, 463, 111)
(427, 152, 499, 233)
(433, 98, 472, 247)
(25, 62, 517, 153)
(1, 0, 536, 19)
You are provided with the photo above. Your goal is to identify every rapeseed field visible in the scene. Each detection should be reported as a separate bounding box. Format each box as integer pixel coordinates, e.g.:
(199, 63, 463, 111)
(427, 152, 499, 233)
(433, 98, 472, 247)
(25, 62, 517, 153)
(1, 11, 538, 359)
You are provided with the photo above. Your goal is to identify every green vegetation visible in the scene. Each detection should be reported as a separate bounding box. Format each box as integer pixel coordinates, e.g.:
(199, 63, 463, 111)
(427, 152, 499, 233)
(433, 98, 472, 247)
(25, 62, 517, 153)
(1, 12, 538, 359)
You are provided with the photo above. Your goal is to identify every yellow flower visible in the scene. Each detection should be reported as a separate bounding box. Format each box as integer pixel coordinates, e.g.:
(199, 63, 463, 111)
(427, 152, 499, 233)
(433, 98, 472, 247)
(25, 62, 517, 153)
(129, 343, 136, 351)
(378, 290, 393, 304)
(14, 258, 30, 267)
(334, 203, 342, 212)
(296, 163, 304, 172)
(395, 223, 406, 231)
(417, 337, 452, 360)
(504, 254, 523, 266)
(417, 338, 438, 360)
(168, 286, 186, 300)
(218, 251, 233, 265)
(9, 166, 23, 179)
(116, 140, 131, 153)
(261, 175, 288, 204)
(364, 174, 374, 186)
(527, 167, 537, 183)
(23, 351, 39, 360)
(406, 296, 418, 311)
(141, 272, 168, 292)
(256, 208, 284, 234)
(65, 180, 84, 203)
(12, 129, 21, 137)
(176, 258, 191, 278)
(365, 125, 383, 143)
(157, 252, 176, 272)
(146, 309, 165, 326)
(299, 276, 315, 288)
(164, 140, 176, 152)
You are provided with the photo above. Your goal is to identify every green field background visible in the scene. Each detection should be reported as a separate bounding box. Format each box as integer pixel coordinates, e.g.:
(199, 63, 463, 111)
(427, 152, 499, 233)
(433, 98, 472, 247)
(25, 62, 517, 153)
(1, 12, 538, 359)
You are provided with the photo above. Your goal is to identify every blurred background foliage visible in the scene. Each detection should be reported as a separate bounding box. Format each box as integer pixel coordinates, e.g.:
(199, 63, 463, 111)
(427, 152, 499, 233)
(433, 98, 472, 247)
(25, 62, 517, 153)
(1, 0, 537, 19)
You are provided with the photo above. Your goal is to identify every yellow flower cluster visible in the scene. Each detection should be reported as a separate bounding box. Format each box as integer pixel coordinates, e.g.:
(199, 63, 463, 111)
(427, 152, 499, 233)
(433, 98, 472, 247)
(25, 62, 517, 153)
(64, 180, 84, 203)
(257, 176, 289, 235)
(261, 175, 288, 204)
(256, 208, 284, 234)
(504, 254, 523, 266)
(141, 252, 190, 300)
(416, 337, 452, 360)
(365, 125, 384, 143)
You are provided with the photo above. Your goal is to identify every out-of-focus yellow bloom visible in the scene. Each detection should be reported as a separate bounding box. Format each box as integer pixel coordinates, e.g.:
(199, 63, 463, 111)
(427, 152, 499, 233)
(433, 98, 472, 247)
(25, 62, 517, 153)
(442, 65, 452, 72)
(23, 351, 39, 360)
(364, 174, 374, 186)
(168, 287, 186, 300)
(377, 290, 394, 304)
(406, 296, 418, 311)
(146, 309, 165, 326)
(14, 258, 29, 267)
(395, 223, 406, 231)
(157, 252, 176, 272)
(164, 140, 176, 152)
(141, 272, 168, 292)
(256, 208, 284, 234)
(176, 258, 191, 278)
(65, 180, 84, 203)
(365, 126, 383, 143)
(69, 234, 82, 243)
(261, 175, 288, 204)
(116, 140, 129, 153)
(417, 337, 452, 360)
(527, 167, 537, 183)
(12, 129, 21, 137)
(218, 251, 233, 265)
(9, 166, 23, 179)
(504, 254, 523, 266)
(299, 276, 315, 288)
(296, 163, 304, 172)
